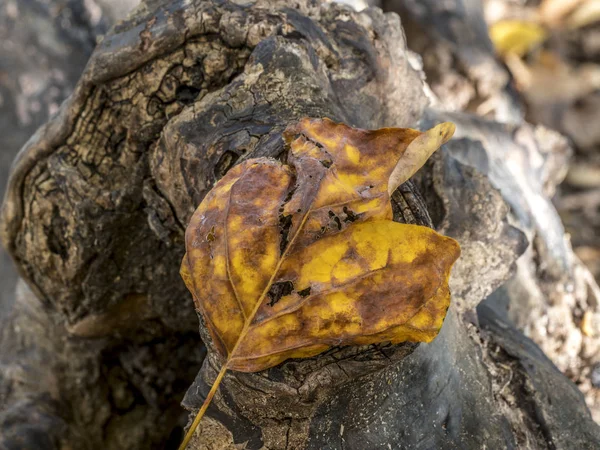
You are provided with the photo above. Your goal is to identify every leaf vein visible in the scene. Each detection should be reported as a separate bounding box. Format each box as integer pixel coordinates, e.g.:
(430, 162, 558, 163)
(225, 177, 248, 320)
(251, 264, 390, 328)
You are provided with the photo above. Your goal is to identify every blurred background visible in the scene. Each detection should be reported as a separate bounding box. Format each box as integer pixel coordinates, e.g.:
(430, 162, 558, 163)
(1, 0, 599, 425)
(486, 0, 600, 422)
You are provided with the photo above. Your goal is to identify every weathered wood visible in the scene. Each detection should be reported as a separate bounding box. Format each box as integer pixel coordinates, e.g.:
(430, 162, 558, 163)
(0, 1, 599, 449)
(0, 0, 112, 353)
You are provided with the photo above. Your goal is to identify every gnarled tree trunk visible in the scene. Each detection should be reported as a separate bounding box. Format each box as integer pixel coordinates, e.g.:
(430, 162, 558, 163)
(1, 1, 599, 449)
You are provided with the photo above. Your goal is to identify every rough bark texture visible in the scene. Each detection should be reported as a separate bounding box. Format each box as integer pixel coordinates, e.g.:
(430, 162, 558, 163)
(387, 0, 600, 426)
(0, 0, 113, 349)
(0, 0, 599, 449)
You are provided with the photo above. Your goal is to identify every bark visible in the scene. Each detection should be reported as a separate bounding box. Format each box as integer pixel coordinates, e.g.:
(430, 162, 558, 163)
(387, 0, 600, 427)
(0, 0, 599, 449)
(0, 0, 114, 356)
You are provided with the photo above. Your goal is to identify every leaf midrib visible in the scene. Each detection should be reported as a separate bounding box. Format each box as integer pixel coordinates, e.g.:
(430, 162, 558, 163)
(223, 193, 312, 367)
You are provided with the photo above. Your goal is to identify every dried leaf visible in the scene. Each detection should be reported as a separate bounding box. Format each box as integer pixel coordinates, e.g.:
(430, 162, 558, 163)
(504, 49, 600, 105)
(538, 0, 600, 29)
(567, 1, 600, 29)
(178, 118, 459, 449)
(489, 20, 548, 57)
(538, 0, 584, 26)
(388, 122, 456, 195)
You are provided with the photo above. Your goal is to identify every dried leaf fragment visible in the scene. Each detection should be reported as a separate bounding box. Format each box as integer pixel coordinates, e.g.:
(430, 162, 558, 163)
(538, 0, 584, 26)
(489, 20, 548, 57)
(178, 118, 459, 449)
(538, 0, 600, 29)
(566, 1, 600, 29)
(388, 122, 456, 194)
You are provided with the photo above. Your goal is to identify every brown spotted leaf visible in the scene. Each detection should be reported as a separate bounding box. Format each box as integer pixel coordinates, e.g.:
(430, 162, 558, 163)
(178, 118, 459, 449)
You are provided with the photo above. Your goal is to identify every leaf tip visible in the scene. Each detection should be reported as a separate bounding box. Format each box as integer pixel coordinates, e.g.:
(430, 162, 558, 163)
(387, 122, 456, 194)
(435, 122, 456, 144)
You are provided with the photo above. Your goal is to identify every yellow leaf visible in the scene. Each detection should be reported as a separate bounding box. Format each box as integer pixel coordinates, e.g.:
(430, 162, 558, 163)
(178, 118, 459, 449)
(229, 220, 458, 371)
(489, 20, 548, 57)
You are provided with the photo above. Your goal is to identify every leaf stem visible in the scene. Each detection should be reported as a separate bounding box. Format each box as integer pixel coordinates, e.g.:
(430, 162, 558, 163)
(178, 364, 228, 450)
